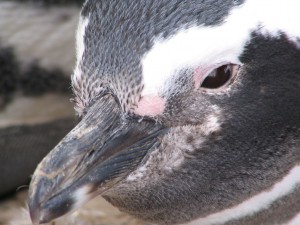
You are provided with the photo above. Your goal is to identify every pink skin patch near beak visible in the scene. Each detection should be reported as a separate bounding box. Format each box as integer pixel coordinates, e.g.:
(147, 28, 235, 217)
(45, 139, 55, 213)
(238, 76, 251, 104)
(134, 95, 166, 117)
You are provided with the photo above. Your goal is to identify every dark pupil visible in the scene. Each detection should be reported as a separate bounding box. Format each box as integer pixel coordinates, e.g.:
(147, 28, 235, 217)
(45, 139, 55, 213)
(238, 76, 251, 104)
(201, 65, 231, 89)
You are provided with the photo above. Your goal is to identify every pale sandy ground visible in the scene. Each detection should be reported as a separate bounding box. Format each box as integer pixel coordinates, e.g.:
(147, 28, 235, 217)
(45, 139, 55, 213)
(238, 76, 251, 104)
(0, 191, 150, 225)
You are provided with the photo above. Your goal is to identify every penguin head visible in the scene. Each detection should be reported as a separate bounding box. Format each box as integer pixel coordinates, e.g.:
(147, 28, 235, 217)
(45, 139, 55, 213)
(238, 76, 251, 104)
(28, 0, 300, 224)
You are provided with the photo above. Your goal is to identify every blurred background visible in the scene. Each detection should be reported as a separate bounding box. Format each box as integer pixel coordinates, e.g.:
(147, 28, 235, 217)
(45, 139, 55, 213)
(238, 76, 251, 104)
(0, 0, 148, 224)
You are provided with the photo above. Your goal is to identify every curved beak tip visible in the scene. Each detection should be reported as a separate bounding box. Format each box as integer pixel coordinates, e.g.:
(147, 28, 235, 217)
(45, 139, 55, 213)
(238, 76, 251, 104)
(28, 191, 45, 225)
(28, 200, 49, 225)
(28, 205, 40, 225)
(28, 184, 41, 224)
(27, 96, 167, 224)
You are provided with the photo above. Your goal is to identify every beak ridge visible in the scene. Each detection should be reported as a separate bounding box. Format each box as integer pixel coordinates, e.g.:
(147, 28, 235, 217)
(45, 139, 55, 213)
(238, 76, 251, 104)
(28, 95, 166, 223)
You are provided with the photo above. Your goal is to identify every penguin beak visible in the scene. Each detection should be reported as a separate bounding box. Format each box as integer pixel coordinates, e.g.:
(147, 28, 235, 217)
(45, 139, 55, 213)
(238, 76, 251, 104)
(28, 94, 165, 224)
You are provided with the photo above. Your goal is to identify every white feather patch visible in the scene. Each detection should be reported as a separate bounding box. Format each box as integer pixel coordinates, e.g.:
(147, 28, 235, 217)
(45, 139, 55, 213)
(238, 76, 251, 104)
(75, 15, 90, 70)
(141, 0, 300, 96)
(182, 164, 300, 225)
(287, 212, 300, 225)
(73, 185, 93, 210)
(73, 15, 90, 83)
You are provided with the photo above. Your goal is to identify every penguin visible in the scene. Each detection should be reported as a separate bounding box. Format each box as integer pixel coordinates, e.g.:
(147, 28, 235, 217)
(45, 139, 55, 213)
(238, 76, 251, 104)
(28, 0, 300, 224)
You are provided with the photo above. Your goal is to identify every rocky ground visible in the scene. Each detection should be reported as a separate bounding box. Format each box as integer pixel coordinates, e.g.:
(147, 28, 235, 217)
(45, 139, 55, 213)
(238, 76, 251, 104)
(0, 190, 150, 225)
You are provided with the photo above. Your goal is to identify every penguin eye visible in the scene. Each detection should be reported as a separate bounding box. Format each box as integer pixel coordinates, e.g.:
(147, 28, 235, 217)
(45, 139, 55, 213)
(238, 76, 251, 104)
(200, 64, 239, 89)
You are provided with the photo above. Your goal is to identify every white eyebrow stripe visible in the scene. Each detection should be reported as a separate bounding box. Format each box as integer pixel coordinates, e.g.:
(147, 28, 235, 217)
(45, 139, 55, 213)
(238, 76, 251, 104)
(141, 0, 300, 96)
(76, 16, 90, 68)
(73, 15, 90, 81)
